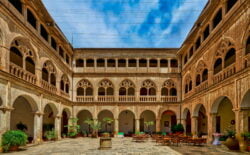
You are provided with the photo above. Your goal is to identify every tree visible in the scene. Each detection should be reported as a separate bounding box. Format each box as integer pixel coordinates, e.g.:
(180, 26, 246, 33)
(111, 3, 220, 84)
(84, 118, 92, 134)
(90, 120, 101, 138)
(102, 117, 113, 133)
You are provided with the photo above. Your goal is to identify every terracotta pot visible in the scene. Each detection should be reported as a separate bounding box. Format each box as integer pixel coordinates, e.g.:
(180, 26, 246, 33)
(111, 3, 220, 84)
(9, 146, 19, 152)
(224, 137, 239, 150)
(236, 133, 247, 152)
(247, 146, 250, 152)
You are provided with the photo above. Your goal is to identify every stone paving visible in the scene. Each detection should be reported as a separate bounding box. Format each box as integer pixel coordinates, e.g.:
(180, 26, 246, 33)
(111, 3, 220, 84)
(5, 138, 248, 155)
(7, 138, 181, 155)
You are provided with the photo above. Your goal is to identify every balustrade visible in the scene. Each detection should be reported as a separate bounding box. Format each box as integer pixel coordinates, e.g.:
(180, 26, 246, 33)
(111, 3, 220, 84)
(76, 96, 94, 102)
(139, 96, 157, 102)
(97, 96, 115, 102)
(213, 64, 235, 84)
(195, 81, 208, 93)
(41, 80, 57, 94)
(118, 96, 136, 102)
(160, 96, 177, 102)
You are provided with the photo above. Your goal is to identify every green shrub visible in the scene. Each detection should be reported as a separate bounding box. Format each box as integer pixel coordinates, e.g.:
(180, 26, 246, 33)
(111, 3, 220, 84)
(1, 130, 28, 152)
(44, 130, 57, 141)
(171, 123, 184, 133)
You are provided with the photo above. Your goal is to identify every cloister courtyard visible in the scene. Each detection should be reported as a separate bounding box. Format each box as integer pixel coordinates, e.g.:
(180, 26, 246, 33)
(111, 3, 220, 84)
(5, 137, 247, 155)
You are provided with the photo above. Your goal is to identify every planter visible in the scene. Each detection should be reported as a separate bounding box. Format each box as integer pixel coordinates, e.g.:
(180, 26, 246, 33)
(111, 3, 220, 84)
(99, 137, 112, 150)
(223, 137, 239, 150)
(102, 133, 110, 138)
(9, 146, 19, 152)
(247, 146, 250, 152)
(239, 140, 248, 152)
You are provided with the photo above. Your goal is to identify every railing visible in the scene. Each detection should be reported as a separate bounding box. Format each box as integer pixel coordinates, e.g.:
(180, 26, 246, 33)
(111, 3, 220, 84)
(184, 90, 194, 99)
(60, 90, 70, 98)
(76, 96, 94, 102)
(98, 96, 115, 102)
(118, 96, 136, 102)
(195, 81, 208, 93)
(160, 96, 177, 102)
(9, 63, 37, 84)
(213, 64, 236, 84)
(140, 96, 157, 102)
(41, 80, 57, 94)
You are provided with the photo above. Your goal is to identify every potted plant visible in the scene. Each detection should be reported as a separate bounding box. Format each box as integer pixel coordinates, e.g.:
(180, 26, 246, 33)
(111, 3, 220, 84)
(1, 130, 28, 152)
(65, 118, 80, 138)
(16, 122, 28, 131)
(171, 123, 184, 134)
(240, 132, 250, 152)
(102, 117, 113, 137)
(223, 130, 239, 150)
(144, 121, 154, 135)
(44, 129, 57, 141)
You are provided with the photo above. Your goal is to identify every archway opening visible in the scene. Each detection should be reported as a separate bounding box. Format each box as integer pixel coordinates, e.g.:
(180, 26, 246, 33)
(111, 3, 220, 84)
(183, 109, 191, 135)
(77, 110, 93, 134)
(140, 110, 156, 133)
(197, 105, 208, 137)
(61, 109, 69, 136)
(160, 110, 176, 133)
(43, 104, 55, 139)
(119, 110, 135, 136)
(98, 110, 114, 134)
(11, 96, 36, 143)
(240, 90, 250, 132)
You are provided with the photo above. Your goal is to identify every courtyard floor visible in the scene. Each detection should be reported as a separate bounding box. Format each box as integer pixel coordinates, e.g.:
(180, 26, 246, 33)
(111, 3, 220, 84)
(6, 137, 247, 155)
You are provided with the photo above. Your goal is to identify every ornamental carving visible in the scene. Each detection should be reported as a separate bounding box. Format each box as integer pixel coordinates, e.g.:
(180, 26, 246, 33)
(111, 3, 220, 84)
(11, 39, 36, 59)
(141, 80, 156, 88)
(162, 79, 176, 88)
(77, 79, 92, 88)
(43, 61, 56, 74)
(61, 74, 69, 84)
(120, 80, 135, 88)
(99, 79, 113, 88)
(215, 38, 234, 58)
(196, 60, 207, 73)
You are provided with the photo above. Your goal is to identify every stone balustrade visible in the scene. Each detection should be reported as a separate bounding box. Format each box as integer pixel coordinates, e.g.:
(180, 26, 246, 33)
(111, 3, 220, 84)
(195, 81, 208, 93)
(9, 63, 37, 85)
(118, 96, 136, 102)
(60, 90, 70, 98)
(139, 96, 157, 102)
(41, 80, 57, 94)
(213, 64, 235, 84)
(160, 96, 177, 102)
(97, 96, 115, 102)
(76, 96, 94, 102)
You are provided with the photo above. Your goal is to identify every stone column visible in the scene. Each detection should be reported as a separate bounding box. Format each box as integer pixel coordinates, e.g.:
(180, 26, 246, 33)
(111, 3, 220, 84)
(156, 119, 161, 133)
(33, 112, 43, 144)
(191, 116, 198, 137)
(208, 113, 217, 143)
(233, 109, 240, 135)
(55, 115, 62, 140)
(114, 119, 119, 137)
(239, 109, 249, 133)
(135, 119, 140, 133)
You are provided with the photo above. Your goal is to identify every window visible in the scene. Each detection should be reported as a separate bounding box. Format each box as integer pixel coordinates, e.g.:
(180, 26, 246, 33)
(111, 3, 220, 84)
(76, 59, 84, 67)
(86, 59, 94, 67)
(195, 37, 201, 50)
(27, 9, 37, 29)
(189, 81, 192, 91)
(77, 87, 84, 96)
(149, 59, 158, 67)
(50, 74, 56, 86)
(42, 68, 49, 82)
(226, 0, 237, 12)
(214, 58, 222, 74)
(196, 75, 201, 86)
(119, 87, 126, 96)
(184, 55, 188, 64)
(161, 88, 168, 96)
(189, 47, 193, 57)
(149, 88, 156, 95)
(185, 84, 188, 94)
(65, 84, 69, 93)
(170, 59, 178, 67)
(140, 88, 147, 96)
(107, 59, 116, 67)
(160, 59, 168, 67)
(98, 88, 105, 96)
(65, 54, 70, 64)
(224, 48, 236, 68)
(139, 59, 147, 67)
(9, 0, 22, 13)
(118, 59, 126, 67)
(203, 25, 210, 41)
(51, 37, 57, 50)
(25, 57, 35, 74)
(60, 80, 64, 91)
(128, 59, 137, 67)
(97, 59, 105, 67)
(40, 24, 48, 41)
(202, 69, 208, 82)
(59, 47, 64, 58)
(246, 36, 250, 55)
(170, 88, 177, 96)
(128, 88, 135, 96)
(213, 9, 222, 29)
(86, 87, 93, 96)
(10, 47, 23, 67)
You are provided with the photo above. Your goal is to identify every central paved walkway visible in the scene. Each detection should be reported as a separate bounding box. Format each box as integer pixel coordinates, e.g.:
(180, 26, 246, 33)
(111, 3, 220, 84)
(8, 137, 181, 155)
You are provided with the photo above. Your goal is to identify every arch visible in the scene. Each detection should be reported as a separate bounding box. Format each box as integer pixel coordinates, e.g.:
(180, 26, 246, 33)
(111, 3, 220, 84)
(10, 96, 36, 141)
(12, 95, 38, 112)
(119, 80, 135, 96)
(97, 58, 105, 67)
(98, 110, 114, 133)
(240, 90, 250, 132)
(211, 96, 234, 114)
(60, 74, 70, 93)
(160, 110, 177, 133)
(149, 59, 158, 67)
(214, 58, 222, 74)
(224, 48, 236, 68)
(98, 79, 114, 96)
(61, 108, 70, 135)
(43, 103, 58, 116)
(77, 79, 93, 96)
(240, 89, 250, 108)
(76, 59, 84, 67)
(42, 61, 57, 84)
(139, 110, 156, 133)
(182, 108, 191, 134)
(107, 59, 116, 67)
(77, 110, 93, 134)
(140, 79, 156, 96)
(119, 110, 135, 135)
(10, 46, 23, 67)
(193, 104, 206, 117)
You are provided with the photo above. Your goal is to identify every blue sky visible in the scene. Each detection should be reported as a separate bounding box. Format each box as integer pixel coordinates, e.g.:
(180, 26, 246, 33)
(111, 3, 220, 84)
(43, 0, 208, 48)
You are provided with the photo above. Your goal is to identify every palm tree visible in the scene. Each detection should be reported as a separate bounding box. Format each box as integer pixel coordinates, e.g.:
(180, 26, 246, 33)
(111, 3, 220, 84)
(144, 121, 154, 134)
(103, 117, 113, 133)
(84, 118, 92, 134)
